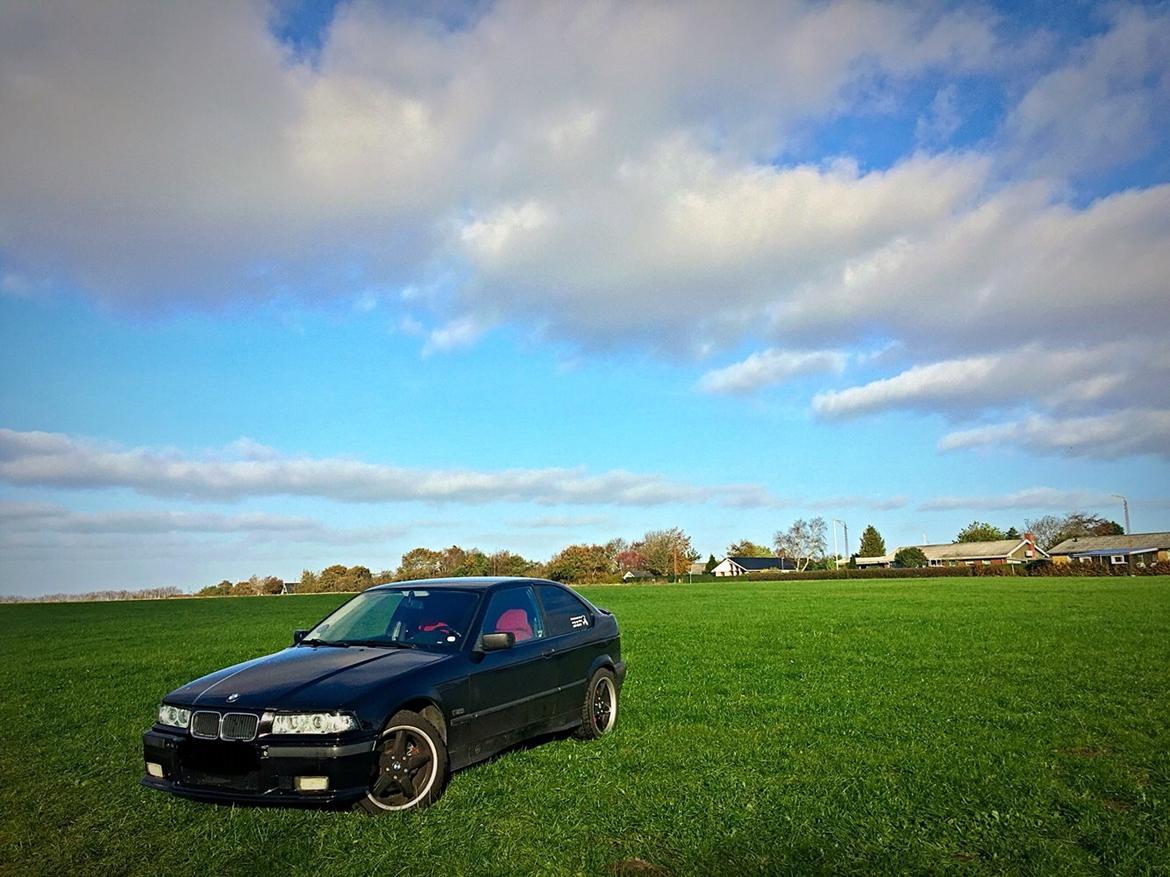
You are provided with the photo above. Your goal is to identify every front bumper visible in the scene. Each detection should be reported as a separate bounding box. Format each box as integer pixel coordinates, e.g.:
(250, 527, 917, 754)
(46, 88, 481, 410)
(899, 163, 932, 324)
(142, 727, 378, 806)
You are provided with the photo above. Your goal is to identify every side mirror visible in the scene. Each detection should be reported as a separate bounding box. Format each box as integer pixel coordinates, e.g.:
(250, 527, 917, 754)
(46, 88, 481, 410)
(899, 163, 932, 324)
(292, 628, 309, 645)
(480, 631, 515, 652)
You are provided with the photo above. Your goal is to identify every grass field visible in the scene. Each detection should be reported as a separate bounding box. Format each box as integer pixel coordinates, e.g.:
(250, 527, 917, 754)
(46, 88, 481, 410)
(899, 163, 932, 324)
(2, 578, 1168, 876)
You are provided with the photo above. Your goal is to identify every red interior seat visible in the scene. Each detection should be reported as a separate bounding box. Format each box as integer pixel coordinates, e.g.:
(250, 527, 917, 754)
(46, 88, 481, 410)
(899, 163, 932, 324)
(494, 608, 533, 642)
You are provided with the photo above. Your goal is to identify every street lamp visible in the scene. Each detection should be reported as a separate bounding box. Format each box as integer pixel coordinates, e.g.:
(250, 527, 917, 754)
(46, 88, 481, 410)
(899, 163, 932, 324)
(1111, 494, 1130, 534)
(833, 519, 849, 576)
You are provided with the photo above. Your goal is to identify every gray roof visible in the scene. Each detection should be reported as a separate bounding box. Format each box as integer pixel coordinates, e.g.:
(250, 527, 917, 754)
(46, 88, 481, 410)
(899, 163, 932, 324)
(727, 555, 797, 571)
(894, 540, 1045, 561)
(1049, 531, 1170, 555)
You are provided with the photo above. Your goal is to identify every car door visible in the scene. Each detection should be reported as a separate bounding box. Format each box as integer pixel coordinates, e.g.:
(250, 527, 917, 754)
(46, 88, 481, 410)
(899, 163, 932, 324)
(535, 584, 599, 721)
(465, 586, 560, 752)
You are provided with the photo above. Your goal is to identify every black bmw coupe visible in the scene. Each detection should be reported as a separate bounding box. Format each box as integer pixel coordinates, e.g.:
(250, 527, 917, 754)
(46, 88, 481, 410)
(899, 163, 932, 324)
(142, 577, 625, 812)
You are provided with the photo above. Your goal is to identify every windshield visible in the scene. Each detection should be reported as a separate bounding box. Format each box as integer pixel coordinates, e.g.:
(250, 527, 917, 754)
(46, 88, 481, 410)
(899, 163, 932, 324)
(304, 589, 481, 651)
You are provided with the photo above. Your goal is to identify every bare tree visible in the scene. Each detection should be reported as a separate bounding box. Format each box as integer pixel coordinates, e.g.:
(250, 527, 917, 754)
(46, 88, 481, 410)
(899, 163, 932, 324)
(774, 517, 828, 571)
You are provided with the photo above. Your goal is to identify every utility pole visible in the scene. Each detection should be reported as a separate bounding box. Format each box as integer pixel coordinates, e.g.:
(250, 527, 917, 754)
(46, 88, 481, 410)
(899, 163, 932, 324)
(1111, 494, 1130, 534)
(833, 519, 849, 578)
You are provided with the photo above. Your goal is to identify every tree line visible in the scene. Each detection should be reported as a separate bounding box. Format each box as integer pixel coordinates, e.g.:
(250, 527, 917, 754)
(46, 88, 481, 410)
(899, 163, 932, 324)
(192, 509, 1127, 595)
(0, 586, 184, 604)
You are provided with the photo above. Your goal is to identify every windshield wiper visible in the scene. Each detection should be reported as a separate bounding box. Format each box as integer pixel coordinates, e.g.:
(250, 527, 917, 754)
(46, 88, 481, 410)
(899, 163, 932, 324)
(300, 638, 349, 648)
(346, 639, 417, 650)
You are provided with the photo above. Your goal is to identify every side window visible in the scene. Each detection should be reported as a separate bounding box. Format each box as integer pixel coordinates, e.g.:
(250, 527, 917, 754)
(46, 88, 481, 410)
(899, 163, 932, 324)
(537, 585, 592, 637)
(482, 587, 544, 643)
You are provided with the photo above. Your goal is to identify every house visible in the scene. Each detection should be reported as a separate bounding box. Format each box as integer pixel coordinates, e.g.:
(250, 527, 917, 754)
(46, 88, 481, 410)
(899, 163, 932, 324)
(711, 555, 797, 576)
(889, 535, 1047, 568)
(1048, 531, 1170, 570)
(687, 561, 707, 576)
(280, 581, 298, 595)
(855, 554, 895, 569)
(621, 569, 654, 582)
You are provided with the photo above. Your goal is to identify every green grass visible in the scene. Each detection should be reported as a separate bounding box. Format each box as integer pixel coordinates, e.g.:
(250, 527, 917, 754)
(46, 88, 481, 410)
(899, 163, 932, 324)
(2, 578, 1168, 876)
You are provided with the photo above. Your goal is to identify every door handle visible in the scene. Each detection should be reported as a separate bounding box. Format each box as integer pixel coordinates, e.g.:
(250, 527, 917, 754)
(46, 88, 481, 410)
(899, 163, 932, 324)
(541, 648, 555, 658)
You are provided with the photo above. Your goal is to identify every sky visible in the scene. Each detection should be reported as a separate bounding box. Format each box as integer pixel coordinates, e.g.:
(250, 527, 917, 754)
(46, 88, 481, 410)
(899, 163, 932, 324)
(1, 0, 1169, 596)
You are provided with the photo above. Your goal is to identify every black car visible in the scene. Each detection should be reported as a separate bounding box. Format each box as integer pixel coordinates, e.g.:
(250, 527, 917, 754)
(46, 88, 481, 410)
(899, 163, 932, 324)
(142, 577, 625, 812)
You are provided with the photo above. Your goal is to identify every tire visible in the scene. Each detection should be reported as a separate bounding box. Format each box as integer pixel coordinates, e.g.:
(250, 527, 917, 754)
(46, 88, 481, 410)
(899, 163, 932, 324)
(575, 668, 619, 740)
(355, 710, 449, 814)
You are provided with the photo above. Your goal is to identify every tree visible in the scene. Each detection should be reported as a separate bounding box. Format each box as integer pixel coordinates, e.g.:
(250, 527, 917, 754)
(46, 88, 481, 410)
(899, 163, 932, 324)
(1023, 514, 1064, 551)
(488, 550, 533, 576)
(773, 517, 827, 572)
(1005, 527, 1020, 540)
(1026, 512, 1125, 550)
(604, 538, 630, 571)
(894, 546, 928, 568)
(703, 553, 718, 574)
(857, 525, 886, 557)
(726, 540, 773, 557)
(395, 547, 444, 580)
(545, 544, 612, 583)
(955, 521, 1007, 543)
(615, 548, 645, 573)
(638, 528, 699, 577)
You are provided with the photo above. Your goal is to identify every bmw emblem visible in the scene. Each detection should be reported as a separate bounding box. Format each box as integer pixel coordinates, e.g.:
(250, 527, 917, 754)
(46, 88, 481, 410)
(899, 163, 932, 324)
(227, 693, 240, 703)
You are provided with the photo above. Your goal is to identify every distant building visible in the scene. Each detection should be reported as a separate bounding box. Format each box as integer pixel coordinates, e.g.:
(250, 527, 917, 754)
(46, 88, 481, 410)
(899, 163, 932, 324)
(687, 561, 707, 576)
(711, 555, 797, 576)
(622, 570, 654, 582)
(875, 535, 1047, 568)
(1048, 532, 1170, 570)
(280, 581, 298, 595)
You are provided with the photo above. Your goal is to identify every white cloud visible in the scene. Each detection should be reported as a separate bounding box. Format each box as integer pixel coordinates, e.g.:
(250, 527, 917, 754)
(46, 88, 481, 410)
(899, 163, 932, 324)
(918, 487, 1120, 512)
(938, 409, 1170, 460)
(698, 349, 846, 395)
(0, 427, 781, 508)
(422, 313, 494, 355)
(811, 343, 1157, 419)
(1003, 6, 1170, 177)
(1, 0, 1168, 464)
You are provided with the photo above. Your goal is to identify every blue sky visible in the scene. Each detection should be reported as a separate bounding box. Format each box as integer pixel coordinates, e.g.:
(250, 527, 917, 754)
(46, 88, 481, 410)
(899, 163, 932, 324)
(1, 1, 1168, 595)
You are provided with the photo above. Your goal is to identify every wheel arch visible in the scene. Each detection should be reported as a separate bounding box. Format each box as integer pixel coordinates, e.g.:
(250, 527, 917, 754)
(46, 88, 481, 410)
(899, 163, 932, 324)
(387, 695, 448, 743)
(587, 653, 618, 681)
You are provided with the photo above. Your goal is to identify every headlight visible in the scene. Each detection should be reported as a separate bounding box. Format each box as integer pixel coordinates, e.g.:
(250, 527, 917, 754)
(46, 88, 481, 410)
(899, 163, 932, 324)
(158, 704, 191, 729)
(271, 712, 359, 735)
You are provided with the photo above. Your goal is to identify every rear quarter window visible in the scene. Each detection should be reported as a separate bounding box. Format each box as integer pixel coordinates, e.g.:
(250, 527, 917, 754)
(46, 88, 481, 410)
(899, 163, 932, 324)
(537, 585, 593, 637)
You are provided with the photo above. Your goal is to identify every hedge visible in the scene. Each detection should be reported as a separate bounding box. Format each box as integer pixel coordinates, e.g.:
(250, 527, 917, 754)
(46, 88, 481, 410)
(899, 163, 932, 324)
(737, 561, 1170, 581)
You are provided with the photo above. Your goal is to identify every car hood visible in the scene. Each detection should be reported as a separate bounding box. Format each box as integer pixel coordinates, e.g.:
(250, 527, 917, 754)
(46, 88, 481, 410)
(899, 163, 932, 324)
(165, 645, 446, 711)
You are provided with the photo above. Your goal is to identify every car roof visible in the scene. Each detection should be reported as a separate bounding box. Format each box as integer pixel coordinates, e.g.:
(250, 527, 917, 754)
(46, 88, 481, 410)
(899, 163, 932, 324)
(367, 576, 563, 593)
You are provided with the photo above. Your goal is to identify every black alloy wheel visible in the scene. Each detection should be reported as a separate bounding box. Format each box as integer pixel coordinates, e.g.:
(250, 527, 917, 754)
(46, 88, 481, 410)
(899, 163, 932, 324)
(356, 710, 449, 813)
(575, 668, 619, 740)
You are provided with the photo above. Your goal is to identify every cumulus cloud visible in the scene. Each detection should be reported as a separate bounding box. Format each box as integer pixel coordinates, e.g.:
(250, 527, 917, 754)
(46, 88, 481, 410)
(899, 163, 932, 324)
(698, 349, 846, 395)
(938, 409, 1170, 459)
(1003, 6, 1170, 177)
(2, 0, 1168, 462)
(0, 427, 780, 508)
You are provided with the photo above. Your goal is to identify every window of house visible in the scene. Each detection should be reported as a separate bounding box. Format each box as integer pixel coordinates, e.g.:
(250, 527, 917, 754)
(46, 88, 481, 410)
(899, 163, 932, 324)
(965, 561, 975, 567)
(982, 559, 991, 566)
(1110, 555, 1126, 565)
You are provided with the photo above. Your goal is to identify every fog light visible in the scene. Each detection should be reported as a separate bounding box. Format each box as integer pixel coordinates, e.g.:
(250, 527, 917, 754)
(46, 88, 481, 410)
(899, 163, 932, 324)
(294, 776, 329, 792)
(146, 762, 164, 778)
